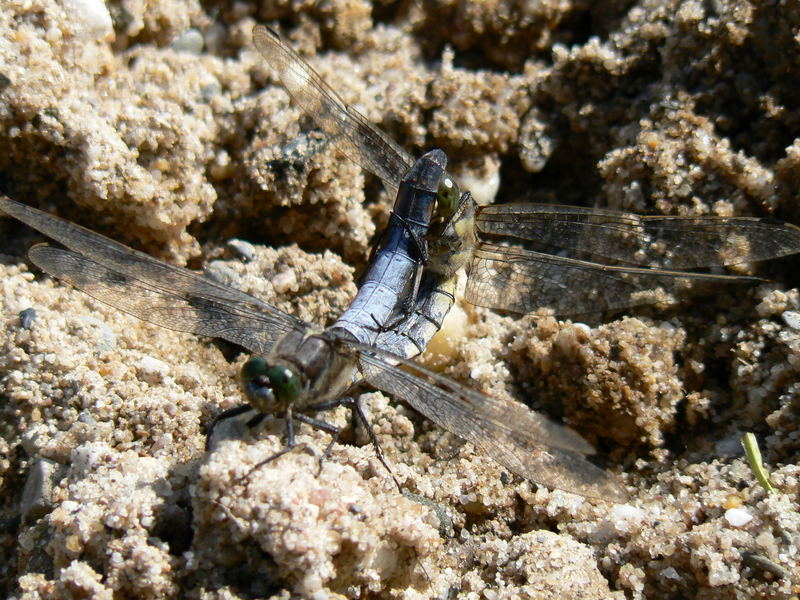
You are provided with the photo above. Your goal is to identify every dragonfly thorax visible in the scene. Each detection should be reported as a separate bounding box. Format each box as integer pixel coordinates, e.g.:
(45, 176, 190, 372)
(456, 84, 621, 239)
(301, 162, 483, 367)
(242, 328, 359, 414)
(428, 190, 478, 277)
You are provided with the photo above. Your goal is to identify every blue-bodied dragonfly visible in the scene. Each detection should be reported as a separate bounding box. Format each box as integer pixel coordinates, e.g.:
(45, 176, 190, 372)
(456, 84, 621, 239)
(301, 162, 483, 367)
(0, 184, 625, 502)
(252, 24, 800, 360)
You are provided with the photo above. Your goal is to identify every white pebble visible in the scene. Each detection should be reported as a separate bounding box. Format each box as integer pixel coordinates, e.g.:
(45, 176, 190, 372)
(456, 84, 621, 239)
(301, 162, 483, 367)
(137, 356, 170, 378)
(172, 29, 204, 54)
(421, 302, 467, 369)
(64, 0, 113, 40)
(782, 310, 800, 330)
(572, 322, 592, 334)
(272, 270, 297, 294)
(71, 442, 113, 475)
(661, 567, 680, 580)
(724, 507, 753, 527)
(609, 503, 645, 533)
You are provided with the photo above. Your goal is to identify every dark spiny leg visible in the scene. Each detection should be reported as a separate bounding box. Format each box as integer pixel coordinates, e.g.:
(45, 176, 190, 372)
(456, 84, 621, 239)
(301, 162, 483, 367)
(405, 263, 424, 315)
(293, 413, 341, 476)
(206, 404, 254, 450)
(391, 212, 428, 312)
(367, 312, 389, 336)
(391, 211, 429, 265)
(240, 407, 296, 483)
(301, 395, 400, 490)
(245, 413, 267, 429)
(298, 396, 360, 472)
(350, 397, 401, 491)
(394, 260, 424, 318)
(301, 396, 356, 413)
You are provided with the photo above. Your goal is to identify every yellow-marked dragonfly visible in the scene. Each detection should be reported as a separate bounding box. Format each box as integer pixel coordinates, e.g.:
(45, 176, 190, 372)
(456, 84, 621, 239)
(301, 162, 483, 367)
(252, 25, 800, 360)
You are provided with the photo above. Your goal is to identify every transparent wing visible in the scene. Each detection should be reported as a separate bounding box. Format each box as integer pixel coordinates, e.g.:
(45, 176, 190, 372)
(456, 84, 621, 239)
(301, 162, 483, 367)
(0, 196, 304, 354)
(477, 204, 800, 269)
(253, 25, 414, 188)
(466, 242, 762, 316)
(350, 340, 627, 502)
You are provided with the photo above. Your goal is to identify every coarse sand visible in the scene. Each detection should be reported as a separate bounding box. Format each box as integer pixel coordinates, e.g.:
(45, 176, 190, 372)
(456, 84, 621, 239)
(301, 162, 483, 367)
(0, 0, 798, 598)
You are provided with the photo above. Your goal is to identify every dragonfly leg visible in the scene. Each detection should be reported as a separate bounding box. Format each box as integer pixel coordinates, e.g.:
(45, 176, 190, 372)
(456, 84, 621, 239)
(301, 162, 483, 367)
(390, 211, 428, 312)
(293, 412, 341, 476)
(404, 263, 424, 316)
(301, 396, 402, 490)
(245, 412, 267, 429)
(390, 211, 430, 265)
(239, 407, 296, 482)
(350, 398, 401, 491)
(205, 404, 254, 450)
(298, 396, 357, 467)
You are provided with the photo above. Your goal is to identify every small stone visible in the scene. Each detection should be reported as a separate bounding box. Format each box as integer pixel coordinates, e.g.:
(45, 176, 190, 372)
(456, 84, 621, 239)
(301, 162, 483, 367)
(76, 316, 116, 355)
(136, 356, 170, 379)
(724, 507, 753, 527)
(609, 504, 645, 534)
(64, 0, 113, 40)
(172, 29, 205, 54)
(661, 567, 680, 580)
(519, 108, 555, 173)
(205, 261, 239, 286)
(65, 534, 83, 553)
(20, 459, 64, 520)
(18, 307, 37, 329)
(272, 270, 297, 294)
(781, 310, 800, 330)
(456, 157, 501, 206)
(226, 239, 256, 262)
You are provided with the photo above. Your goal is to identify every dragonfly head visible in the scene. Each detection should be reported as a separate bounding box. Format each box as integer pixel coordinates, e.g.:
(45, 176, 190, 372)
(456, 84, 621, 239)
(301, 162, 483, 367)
(241, 357, 302, 413)
(435, 174, 461, 222)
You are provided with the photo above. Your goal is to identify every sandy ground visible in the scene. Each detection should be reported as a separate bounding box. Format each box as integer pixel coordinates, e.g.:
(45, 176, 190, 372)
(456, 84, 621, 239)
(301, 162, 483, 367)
(1, 0, 799, 598)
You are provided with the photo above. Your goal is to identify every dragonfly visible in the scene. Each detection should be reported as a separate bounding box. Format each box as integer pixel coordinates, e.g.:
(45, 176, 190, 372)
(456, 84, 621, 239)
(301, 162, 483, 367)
(0, 188, 627, 503)
(253, 24, 800, 359)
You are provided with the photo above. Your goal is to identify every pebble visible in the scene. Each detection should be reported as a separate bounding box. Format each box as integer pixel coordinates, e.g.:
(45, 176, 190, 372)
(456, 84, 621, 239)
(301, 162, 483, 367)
(226, 239, 256, 262)
(18, 307, 37, 330)
(77, 316, 116, 355)
(172, 29, 205, 54)
(64, 0, 113, 40)
(724, 507, 753, 527)
(20, 459, 63, 520)
(205, 261, 239, 286)
(781, 310, 800, 330)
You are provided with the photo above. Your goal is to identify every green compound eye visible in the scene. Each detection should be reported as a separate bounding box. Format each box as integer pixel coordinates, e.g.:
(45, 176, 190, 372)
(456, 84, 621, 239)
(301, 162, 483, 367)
(265, 365, 302, 404)
(241, 356, 269, 383)
(436, 176, 460, 220)
(241, 358, 302, 410)
(241, 357, 275, 411)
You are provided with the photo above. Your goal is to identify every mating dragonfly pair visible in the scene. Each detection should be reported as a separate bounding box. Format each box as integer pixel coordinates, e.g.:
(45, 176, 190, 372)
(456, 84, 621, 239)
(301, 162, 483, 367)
(4, 25, 800, 503)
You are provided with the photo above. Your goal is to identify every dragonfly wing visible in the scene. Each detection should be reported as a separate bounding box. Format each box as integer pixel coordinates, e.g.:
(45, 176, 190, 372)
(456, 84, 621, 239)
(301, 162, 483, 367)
(477, 203, 800, 269)
(349, 341, 627, 502)
(466, 242, 762, 316)
(1, 196, 304, 354)
(253, 25, 414, 189)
